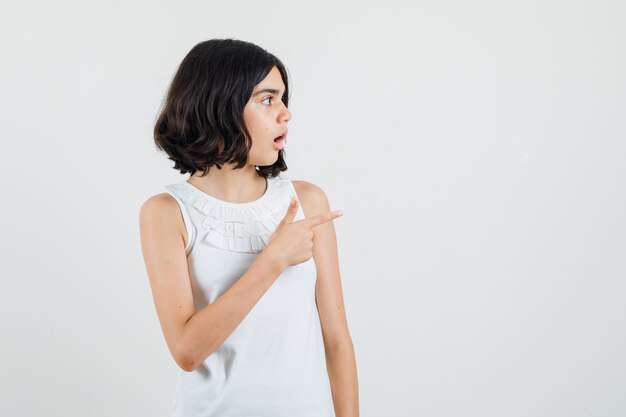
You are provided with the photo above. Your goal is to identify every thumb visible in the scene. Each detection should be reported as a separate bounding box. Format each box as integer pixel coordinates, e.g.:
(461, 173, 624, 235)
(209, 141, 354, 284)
(282, 196, 299, 224)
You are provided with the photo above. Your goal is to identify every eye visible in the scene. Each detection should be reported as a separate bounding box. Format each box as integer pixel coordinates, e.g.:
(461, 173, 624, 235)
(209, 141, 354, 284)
(261, 96, 273, 105)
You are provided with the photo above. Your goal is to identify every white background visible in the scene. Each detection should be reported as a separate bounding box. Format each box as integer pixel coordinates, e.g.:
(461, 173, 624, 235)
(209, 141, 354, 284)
(1, 1, 625, 416)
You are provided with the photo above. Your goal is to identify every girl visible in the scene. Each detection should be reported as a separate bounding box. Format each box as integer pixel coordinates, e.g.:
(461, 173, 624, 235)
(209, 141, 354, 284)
(139, 39, 359, 417)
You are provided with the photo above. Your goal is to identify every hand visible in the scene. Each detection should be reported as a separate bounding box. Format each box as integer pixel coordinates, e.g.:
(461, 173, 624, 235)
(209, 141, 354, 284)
(265, 196, 343, 269)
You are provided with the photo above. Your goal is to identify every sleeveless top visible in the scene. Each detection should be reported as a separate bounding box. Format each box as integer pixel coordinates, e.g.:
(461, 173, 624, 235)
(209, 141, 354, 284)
(163, 171, 335, 417)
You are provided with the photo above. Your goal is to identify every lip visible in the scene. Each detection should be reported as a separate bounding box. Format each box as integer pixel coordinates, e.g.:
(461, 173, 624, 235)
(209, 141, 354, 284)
(275, 129, 288, 140)
(273, 129, 288, 150)
(273, 136, 285, 150)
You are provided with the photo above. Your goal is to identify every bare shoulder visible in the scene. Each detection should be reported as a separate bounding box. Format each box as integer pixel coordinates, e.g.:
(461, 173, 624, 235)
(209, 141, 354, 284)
(140, 192, 179, 219)
(291, 180, 331, 218)
(139, 193, 188, 246)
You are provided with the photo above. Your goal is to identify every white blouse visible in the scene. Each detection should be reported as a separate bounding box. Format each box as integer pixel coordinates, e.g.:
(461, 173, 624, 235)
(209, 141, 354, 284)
(162, 171, 335, 417)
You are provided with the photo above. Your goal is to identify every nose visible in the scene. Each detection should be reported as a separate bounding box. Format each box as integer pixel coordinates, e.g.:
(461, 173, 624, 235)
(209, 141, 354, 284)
(280, 106, 292, 123)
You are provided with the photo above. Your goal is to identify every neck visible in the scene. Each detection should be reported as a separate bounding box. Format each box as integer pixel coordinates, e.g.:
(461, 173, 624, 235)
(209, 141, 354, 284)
(188, 164, 267, 204)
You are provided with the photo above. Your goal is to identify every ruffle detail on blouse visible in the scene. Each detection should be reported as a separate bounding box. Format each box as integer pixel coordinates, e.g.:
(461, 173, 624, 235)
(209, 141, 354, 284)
(166, 173, 296, 253)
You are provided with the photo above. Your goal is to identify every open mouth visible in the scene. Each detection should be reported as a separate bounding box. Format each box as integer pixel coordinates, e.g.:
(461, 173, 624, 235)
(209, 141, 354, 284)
(273, 134, 285, 150)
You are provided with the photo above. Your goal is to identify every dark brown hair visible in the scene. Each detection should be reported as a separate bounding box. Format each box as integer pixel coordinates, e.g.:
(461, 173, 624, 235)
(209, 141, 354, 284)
(153, 38, 290, 178)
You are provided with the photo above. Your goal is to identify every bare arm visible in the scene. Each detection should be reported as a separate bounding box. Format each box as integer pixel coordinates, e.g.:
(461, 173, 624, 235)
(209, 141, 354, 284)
(180, 250, 284, 371)
(139, 193, 285, 372)
(294, 180, 360, 417)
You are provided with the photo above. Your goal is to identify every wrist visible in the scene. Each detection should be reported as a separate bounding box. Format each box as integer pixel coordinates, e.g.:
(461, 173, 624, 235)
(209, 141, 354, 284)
(258, 246, 287, 275)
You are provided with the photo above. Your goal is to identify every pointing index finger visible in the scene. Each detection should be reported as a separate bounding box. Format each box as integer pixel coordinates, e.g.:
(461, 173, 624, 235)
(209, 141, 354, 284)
(305, 210, 343, 228)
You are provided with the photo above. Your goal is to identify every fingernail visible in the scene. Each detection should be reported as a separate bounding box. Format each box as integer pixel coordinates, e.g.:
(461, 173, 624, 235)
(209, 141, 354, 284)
(335, 210, 343, 216)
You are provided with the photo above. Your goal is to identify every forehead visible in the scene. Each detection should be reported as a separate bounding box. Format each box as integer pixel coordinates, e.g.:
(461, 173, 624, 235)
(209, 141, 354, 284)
(253, 66, 285, 94)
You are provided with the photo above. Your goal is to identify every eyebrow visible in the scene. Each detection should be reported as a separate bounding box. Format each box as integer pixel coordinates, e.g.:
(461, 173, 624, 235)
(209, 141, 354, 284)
(252, 88, 285, 97)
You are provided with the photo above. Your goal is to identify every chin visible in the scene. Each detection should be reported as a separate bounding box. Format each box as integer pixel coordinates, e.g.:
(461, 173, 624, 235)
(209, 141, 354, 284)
(252, 155, 279, 169)
(266, 152, 281, 164)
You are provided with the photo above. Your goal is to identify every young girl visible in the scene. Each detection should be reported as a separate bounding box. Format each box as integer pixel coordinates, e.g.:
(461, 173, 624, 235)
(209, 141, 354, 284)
(139, 39, 359, 417)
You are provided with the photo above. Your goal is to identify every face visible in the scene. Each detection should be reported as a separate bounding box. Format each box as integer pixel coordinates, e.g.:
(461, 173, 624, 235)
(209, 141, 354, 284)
(243, 66, 292, 167)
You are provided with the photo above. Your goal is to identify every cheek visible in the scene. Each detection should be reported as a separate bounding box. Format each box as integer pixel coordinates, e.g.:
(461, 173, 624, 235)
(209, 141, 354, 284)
(249, 121, 270, 139)
(245, 114, 265, 136)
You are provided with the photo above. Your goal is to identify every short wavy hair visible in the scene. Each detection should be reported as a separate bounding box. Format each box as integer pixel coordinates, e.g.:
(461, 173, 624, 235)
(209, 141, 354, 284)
(153, 38, 290, 178)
